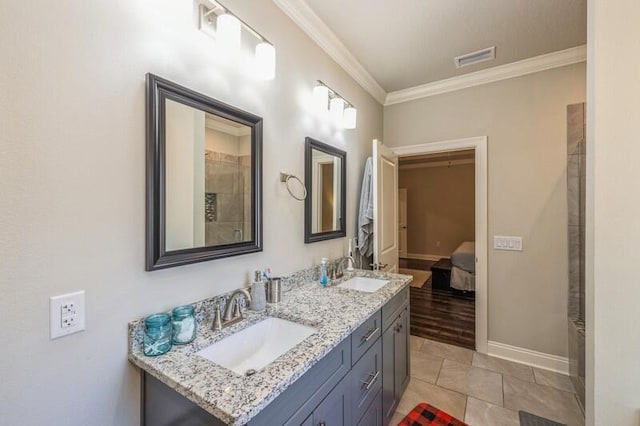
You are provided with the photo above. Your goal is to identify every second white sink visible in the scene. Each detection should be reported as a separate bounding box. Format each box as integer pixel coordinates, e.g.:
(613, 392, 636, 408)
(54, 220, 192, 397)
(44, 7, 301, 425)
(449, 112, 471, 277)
(196, 317, 316, 375)
(337, 276, 389, 293)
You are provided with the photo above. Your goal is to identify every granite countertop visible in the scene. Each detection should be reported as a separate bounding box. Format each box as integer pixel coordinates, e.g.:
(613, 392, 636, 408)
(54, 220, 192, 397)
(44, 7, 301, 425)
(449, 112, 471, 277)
(128, 269, 411, 425)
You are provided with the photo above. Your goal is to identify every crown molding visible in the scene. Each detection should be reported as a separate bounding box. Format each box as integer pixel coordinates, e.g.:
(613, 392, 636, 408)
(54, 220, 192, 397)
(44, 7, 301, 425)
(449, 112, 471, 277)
(385, 45, 587, 106)
(272, 0, 387, 104)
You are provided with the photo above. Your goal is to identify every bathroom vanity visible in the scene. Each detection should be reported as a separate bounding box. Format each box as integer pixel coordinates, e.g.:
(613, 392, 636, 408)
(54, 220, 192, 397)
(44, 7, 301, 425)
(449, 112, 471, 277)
(128, 269, 411, 425)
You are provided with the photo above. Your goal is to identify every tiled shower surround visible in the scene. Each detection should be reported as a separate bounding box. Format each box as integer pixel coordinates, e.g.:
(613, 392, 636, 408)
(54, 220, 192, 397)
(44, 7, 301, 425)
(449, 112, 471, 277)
(204, 150, 251, 246)
(567, 103, 586, 411)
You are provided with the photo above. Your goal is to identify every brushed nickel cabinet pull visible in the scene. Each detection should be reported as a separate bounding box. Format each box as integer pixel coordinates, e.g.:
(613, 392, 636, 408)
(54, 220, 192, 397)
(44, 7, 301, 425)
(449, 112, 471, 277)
(361, 371, 380, 390)
(361, 327, 380, 343)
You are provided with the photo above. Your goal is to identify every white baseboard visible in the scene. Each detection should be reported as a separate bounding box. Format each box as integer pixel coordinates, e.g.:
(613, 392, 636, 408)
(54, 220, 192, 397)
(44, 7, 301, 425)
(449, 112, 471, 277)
(487, 341, 569, 375)
(404, 253, 444, 261)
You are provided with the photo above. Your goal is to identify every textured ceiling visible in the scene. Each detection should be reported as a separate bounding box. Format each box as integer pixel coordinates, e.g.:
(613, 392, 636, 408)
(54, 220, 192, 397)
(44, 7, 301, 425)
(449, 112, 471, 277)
(304, 0, 586, 92)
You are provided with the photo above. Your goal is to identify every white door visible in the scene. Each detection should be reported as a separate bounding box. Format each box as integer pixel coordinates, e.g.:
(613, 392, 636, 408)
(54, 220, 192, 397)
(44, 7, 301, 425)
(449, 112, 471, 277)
(373, 139, 399, 272)
(398, 188, 408, 258)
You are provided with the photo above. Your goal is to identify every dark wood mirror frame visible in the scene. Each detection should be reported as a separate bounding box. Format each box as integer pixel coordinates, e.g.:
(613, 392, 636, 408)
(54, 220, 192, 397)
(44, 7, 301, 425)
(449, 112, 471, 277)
(146, 73, 262, 270)
(304, 137, 347, 243)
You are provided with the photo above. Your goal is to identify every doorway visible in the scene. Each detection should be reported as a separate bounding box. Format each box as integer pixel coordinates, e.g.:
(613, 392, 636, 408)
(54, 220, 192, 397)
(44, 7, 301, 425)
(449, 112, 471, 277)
(393, 137, 488, 353)
(398, 149, 476, 349)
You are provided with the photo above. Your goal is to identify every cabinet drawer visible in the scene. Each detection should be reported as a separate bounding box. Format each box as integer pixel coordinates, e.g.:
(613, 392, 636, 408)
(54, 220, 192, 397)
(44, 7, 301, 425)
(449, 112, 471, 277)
(351, 310, 382, 365)
(382, 287, 409, 331)
(351, 338, 382, 424)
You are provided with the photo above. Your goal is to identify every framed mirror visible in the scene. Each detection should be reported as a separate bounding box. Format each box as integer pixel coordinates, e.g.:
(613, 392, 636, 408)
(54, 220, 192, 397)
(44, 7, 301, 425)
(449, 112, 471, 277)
(304, 137, 346, 243)
(146, 74, 262, 270)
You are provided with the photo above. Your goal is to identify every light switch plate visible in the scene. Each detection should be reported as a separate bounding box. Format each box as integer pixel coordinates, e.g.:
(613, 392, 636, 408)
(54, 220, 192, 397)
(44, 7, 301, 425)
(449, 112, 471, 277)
(493, 236, 523, 251)
(50, 290, 86, 339)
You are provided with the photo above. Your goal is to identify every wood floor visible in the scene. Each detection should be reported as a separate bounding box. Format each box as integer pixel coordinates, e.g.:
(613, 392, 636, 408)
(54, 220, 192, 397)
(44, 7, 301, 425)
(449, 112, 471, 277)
(400, 258, 476, 350)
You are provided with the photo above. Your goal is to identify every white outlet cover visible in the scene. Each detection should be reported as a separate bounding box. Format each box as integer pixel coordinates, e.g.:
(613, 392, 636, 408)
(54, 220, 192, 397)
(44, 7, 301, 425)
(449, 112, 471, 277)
(50, 290, 86, 339)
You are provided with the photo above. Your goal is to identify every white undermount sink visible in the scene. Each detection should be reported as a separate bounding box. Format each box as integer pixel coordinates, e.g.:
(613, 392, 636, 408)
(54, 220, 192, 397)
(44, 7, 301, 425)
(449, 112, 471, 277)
(337, 276, 389, 293)
(196, 317, 316, 375)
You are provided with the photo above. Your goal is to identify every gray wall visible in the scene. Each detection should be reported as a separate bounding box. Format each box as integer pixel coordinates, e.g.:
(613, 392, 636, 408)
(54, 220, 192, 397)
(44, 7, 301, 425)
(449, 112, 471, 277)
(399, 163, 475, 258)
(0, 1, 382, 425)
(385, 63, 586, 357)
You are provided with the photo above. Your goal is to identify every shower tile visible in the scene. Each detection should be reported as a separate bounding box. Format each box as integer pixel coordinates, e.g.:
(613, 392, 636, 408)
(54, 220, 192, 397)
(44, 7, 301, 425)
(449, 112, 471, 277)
(208, 163, 236, 194)
(218, 153, 239, 165)
(217, 194, 243, 222)
(567, 154, 579, 178)
(567, 173, 579, 226)
(567, 103, 585, 155)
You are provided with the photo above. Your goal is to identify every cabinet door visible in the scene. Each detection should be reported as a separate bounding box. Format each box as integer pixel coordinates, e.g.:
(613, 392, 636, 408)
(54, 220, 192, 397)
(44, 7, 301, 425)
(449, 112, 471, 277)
(381, 322, 397, 421)
(313, 373, 351, 426)
(395, 308, 410, 396)
(358, 390, 382, 426)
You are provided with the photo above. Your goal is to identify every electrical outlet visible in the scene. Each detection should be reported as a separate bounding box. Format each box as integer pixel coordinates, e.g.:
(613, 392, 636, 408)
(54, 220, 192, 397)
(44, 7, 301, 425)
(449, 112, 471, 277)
(61, 315, 77, 328)
(61, 302, 76, 316)
(50, 291, 86, 339)
(494, 236, 523, 251)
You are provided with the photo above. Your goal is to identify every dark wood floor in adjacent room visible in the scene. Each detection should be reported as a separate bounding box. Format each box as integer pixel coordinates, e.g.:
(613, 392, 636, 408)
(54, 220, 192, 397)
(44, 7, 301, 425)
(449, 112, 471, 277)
(400, 258, 476, 350)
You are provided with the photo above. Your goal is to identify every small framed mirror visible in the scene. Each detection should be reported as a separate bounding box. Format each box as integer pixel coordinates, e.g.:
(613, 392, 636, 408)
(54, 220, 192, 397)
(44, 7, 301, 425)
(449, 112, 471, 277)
(146, 74, 262, 270)
(304, 137, 346, 243)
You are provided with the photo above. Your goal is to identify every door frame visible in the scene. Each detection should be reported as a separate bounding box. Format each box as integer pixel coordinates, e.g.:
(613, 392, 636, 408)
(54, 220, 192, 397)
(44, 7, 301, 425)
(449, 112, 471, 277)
(393, 136, 488, 354)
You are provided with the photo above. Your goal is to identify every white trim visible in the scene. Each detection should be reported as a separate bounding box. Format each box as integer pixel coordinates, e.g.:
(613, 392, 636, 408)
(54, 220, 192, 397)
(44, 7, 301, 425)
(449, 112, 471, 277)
(385, 45, 587, 106)
(272, 0, 387, 104)
(392, 136, 488, 354)
(487, 341, 570, 375)
(404, 253, 443, 261)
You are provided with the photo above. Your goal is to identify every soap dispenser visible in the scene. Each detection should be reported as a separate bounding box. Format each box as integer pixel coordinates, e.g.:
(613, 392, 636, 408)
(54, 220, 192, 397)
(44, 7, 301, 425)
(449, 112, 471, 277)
(250, 270, 266, 311)
(319, 258, 329, 287)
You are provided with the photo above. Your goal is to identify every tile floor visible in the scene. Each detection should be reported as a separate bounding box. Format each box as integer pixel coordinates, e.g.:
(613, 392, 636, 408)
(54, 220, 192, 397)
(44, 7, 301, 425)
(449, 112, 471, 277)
(390, 336, 584, 426)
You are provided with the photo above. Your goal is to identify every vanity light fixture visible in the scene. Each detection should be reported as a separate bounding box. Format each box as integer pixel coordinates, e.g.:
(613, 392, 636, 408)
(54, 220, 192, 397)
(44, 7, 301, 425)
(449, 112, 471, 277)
(216, 13, 241, 52)
(343, 106, 357, 130)
(198, 0, 276, 80)
(312, 84, 329, 114)
(313, 80, 357, 130)
(329, 97, 345, 125)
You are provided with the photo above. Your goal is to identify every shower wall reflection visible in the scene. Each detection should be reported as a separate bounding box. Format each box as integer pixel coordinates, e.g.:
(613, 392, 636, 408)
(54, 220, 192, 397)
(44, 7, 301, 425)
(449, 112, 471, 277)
(204, 126, 252, 247)
(164, 98, 253, 251)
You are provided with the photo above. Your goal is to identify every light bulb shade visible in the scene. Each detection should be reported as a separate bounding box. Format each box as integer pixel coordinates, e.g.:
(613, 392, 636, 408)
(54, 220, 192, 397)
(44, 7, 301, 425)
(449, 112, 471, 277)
(329, 97, 345, 126)
(313, 85, 329, 113)
(216, 13, 241, 52)
(255, 42, 276, 80)
(343, 106, 357, 129)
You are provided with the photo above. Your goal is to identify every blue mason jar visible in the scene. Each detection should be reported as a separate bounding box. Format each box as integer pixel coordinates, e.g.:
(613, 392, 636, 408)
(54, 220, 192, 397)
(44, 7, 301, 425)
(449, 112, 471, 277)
(171, 305, 196, 345)
(143, 313, 172, 356)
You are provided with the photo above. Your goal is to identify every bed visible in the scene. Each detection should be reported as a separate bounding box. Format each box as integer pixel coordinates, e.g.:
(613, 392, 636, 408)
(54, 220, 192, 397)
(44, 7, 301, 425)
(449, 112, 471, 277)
(450, 241, 475, 291)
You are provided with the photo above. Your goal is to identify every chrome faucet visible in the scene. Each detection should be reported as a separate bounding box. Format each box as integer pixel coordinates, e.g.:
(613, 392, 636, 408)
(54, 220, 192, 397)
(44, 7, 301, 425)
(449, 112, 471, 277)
(335, 255, 356, 279)
(212, 288, 252, 330)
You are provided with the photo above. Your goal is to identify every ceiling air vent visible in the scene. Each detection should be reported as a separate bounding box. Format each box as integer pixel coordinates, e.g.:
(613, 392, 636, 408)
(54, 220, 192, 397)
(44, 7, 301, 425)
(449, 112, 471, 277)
(454, 46, 496, 68)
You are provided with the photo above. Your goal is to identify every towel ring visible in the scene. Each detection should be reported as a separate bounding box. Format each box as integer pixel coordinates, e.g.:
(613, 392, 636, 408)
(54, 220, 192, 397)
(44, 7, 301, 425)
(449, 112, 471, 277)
(280, 172, 307, 201)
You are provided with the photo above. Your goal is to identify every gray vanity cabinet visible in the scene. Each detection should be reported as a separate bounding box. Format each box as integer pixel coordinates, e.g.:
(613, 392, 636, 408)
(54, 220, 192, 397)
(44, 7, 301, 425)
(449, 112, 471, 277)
(382, 290, 411, 424)
(141, 286, 410, 426)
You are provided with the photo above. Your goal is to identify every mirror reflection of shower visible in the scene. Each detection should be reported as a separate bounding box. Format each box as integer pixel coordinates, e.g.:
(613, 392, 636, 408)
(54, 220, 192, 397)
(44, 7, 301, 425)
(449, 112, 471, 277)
(203, 114, 252, 247)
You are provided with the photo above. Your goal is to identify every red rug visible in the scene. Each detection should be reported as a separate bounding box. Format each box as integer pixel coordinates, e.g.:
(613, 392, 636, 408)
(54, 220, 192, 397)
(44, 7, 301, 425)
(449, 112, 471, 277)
(398, 403, 468, 426)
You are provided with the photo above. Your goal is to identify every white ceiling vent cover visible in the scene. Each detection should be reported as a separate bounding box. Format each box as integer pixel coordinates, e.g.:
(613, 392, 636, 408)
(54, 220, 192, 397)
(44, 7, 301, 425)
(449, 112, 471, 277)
(454, 46, 496, 68)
